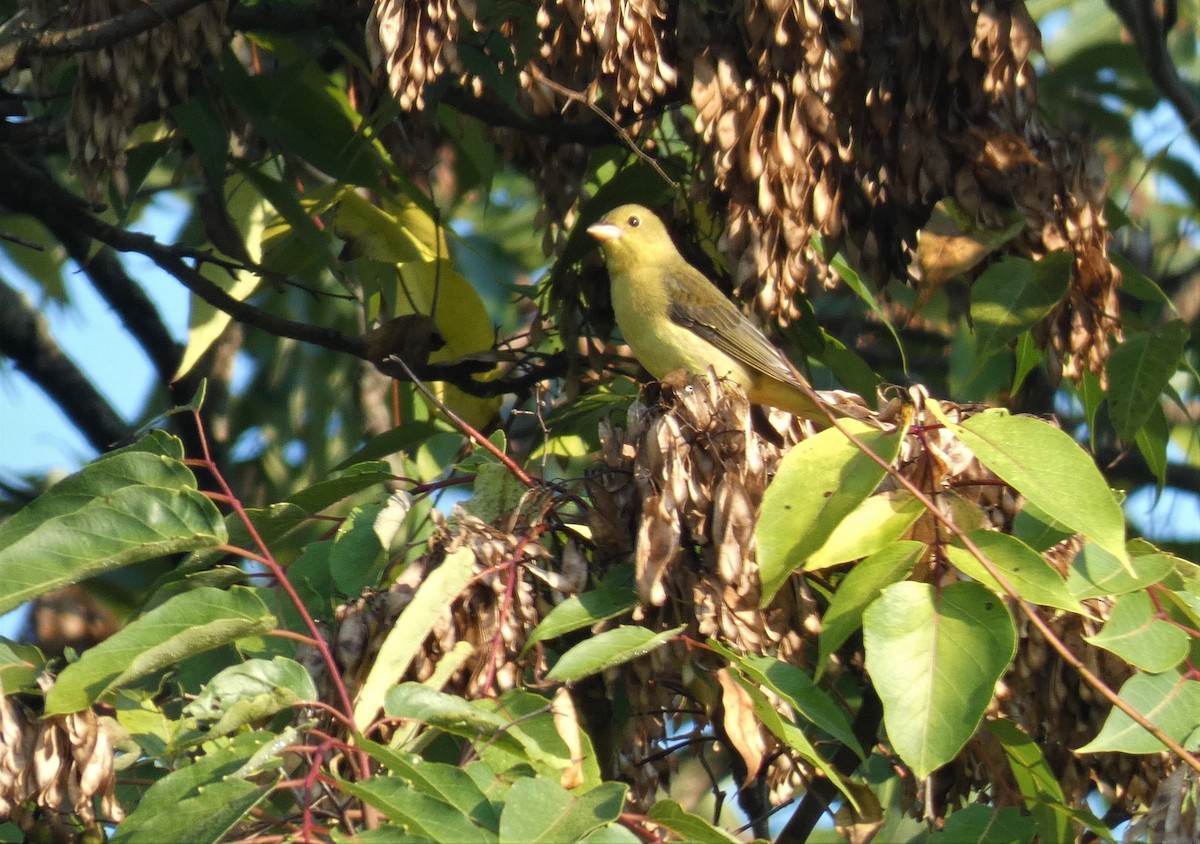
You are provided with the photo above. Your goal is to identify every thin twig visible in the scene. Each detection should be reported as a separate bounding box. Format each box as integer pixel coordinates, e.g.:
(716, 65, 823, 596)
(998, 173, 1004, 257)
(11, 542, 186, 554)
(386, 354, 536, 488)
(188, 409, 375, 788)
(524, 65, 678, 192)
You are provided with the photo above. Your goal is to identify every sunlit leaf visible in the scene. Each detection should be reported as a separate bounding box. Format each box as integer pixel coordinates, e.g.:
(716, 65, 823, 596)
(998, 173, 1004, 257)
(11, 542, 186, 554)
(0, 438, 226, 616)
(1106, 321, 1189, 442)
(46, 586, 275, 714)
(817, 541, 925, 675)
(1084, 591, 1188, 672)
(947, 409, 1127, 562)
(758, 421, 906, 602)
(1077, 672, 1200, 754)
(546, 625, 685, 683)
(864, 581, 1016, 778)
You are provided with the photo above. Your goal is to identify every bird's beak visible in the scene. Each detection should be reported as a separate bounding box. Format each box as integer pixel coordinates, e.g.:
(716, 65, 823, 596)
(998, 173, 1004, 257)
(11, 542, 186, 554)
(586, 222, 622, 242)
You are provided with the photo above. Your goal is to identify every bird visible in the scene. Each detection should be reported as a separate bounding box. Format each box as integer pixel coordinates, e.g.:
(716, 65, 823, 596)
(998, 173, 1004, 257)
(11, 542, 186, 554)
(587, 203, 831, 423)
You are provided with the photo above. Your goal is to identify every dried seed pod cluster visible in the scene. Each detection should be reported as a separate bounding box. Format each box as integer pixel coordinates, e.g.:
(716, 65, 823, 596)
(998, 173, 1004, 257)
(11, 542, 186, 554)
(687, 0, 859, 317)
(587, 374, 821, 805)
(590, 375, 818, 649)
(18, 0, 228, 199)
(309, 512, 549, 705)
(367, 0, 480, 112)
(366, 0, 1120, 377)
(0, 680, 123, 839)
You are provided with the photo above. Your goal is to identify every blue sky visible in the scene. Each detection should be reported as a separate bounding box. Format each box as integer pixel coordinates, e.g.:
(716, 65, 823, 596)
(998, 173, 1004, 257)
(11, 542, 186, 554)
(0, 194, 191, 477)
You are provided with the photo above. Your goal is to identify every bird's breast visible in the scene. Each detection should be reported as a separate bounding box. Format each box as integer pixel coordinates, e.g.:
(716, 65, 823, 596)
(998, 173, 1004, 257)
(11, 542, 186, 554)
(610, 267, 747, 386)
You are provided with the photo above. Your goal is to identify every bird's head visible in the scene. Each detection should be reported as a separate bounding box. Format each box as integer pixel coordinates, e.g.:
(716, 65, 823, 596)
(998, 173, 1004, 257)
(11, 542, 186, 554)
(586, 204, 675, 273)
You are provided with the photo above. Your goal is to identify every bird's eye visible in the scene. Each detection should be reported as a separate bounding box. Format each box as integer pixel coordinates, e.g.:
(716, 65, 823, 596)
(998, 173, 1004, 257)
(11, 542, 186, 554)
(627, 215, 640, 228)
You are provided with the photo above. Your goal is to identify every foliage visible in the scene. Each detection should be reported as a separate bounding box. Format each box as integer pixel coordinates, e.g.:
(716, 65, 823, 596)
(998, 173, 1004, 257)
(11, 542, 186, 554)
(1, 0, 1199, 841)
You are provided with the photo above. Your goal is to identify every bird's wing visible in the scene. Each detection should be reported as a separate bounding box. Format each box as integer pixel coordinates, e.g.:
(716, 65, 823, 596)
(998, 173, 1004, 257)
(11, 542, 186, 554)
(663, 266, 804, 388)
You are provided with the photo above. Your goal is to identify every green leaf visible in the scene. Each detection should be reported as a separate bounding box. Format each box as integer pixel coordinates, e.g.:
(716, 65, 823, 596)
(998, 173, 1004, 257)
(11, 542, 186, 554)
(354, 546, 477, 728)
(463, 462, 528, 524)
(985, 719, 1073, 843)
(330, 828, 433, 844)
(864, 581, 1016, 778)
(1066, 542, 1174, 599)
(946, 531, 1083, 613)
(951, 409, 1127, 562)
(545, 625, 685, 684)
(805, 490, 925, 571)
(181, 502, 309, 574)
(175, 173, 269, 380)
(344, 778, 497, 843)
(211, 55, 386, 187)
(238, 162, 337, 275)
(1077, 370, 1105, 446)
(184, 657, 318, 738)
(971, 252, 1072, 362)
(0, 442, 226, 615)
(498, 780, 626, 844)
(359, 739, 500, 831)
(758, 421, 906, 602)
(929, 804, 1036, 844)
(1012, 501, 1075, 552)
(1077, 672, 1200, 754)
(1084, 591, 1189, 672)
(646, 800, 742, 844)
(111, 731, 282, 843)
(327, 501, 393, 595)
(0, 639, 46, 693)
(1134, 403, 1170, 490)
(474, 689, 600, 785)
(1106, 321, 1189, 442)
(46, 586, 275, 714)
(709, 643, 861, 757)
(521, 585, 638, 657)
(817, 541, 925, 676)
(115, 778, 271, 844)
(581, 825, 640, 843)
(817, 331, 883, 404)
(1111, 255, 1174, 307)
(333, 422, 447, 471)
(829, 253, 907, 374)
(385, 683, 507, 735)
(286, 461, 396, 514)
(1011, 331, 1043, 395)
(170, 96, 229, 187)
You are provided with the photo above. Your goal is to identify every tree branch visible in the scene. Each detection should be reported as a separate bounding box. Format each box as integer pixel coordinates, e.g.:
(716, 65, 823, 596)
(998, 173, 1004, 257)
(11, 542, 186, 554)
(0, 148, 581, 412)
(1108, 0, 1200, 149)
(0, 278, 130, 453)
(0, 0, 214, 76)
(39, 218, 183, 385)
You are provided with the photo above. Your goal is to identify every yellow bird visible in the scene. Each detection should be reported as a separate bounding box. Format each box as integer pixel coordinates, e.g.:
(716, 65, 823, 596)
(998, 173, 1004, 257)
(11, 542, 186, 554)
(587, 204, 829, 422)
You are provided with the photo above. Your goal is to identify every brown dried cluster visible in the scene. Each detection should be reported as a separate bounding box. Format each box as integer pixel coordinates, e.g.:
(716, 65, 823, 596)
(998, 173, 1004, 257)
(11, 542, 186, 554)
(367, 0, 481, 112)
(19, 0, 227, 199)
(589, 374, 817, 654)
(0, 679, 123, 841)
(314, 512, 548, 704)
(368, 0, 678, 253)
(586, 374, 822, 805)
(367, 0, 1121, 378)
(686, 0, 856, 314)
